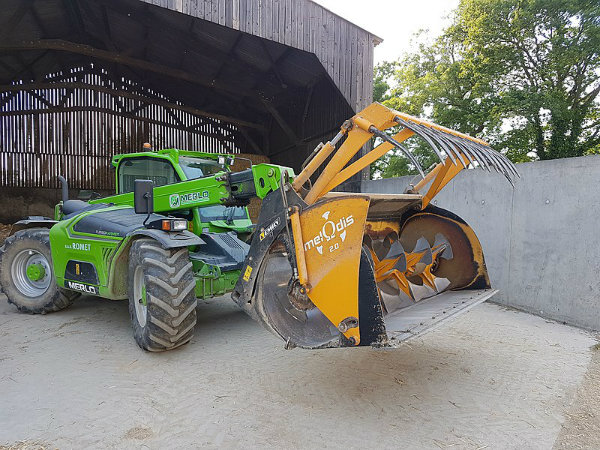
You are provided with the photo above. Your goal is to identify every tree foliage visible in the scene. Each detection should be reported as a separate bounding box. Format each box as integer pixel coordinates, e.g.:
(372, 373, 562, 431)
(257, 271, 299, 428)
(373, 0, 600, 178)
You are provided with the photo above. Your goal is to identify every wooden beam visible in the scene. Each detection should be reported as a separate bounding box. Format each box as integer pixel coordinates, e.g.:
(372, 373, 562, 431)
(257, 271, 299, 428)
(301, 83, 315, 136)
(0, 91, 17, 109)
(27, 3, 75, 83)
(0, 39, 259, 100)
(259, 39, 287, 89)
(100, 0, 276, 84)
(0, 106, 237, 143)
(165, 108, 184, 128)
(260, 97, 299, 144)
(237, 127, 264, 155)
(199, 116, 236, 152)
(269, 126, 341, 157)
(0, 81, 265, 130)
(27, 90, 51, 107)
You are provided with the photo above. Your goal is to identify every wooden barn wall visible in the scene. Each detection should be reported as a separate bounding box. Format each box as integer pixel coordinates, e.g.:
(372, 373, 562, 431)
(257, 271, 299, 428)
(141, 0, 377, 112)
(0, 65, 243, 190)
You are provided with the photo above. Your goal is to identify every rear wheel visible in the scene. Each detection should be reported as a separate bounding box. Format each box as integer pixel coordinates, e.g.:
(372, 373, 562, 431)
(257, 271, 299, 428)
(0, 228, 77, 314)
(128, 239, 197, 351)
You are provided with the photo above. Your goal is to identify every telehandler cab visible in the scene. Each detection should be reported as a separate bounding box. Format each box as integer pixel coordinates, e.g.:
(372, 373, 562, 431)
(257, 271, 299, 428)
(0, 103, 518, 351)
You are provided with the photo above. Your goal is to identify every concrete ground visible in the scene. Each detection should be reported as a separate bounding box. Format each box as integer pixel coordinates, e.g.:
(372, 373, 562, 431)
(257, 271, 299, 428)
(0, 295, 597, 450)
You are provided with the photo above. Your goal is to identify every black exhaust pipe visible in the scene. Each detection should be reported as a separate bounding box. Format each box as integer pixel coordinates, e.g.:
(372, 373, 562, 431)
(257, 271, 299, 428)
(57, 176, 68, 203)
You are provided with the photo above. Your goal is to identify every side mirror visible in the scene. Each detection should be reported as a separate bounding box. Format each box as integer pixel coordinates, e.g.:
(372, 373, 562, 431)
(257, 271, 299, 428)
(134, 179, 154, 214)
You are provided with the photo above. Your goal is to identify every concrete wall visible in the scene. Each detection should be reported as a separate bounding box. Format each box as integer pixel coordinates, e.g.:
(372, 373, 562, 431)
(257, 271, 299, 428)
(363, 155, 600, 331)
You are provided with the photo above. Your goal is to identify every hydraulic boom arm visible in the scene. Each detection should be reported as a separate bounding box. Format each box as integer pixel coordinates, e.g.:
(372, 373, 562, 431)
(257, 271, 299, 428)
(90, 163, 295, 213)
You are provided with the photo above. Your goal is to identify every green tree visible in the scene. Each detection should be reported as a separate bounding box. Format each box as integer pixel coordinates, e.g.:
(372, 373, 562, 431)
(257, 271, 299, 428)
(373, 0, 600, 178)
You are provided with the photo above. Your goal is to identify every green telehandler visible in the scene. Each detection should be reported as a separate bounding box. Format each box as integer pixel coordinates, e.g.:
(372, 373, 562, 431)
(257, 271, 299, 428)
(0, 103, 518, 351)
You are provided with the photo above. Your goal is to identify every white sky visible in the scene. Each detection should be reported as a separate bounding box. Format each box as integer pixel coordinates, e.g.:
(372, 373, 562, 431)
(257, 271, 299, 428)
(313, 0, 460, 64)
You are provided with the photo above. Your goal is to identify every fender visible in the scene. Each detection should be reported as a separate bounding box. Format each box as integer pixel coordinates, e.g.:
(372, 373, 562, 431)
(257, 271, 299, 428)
(127, 229, 205, 249)
(9, 217, 58, 236)
(101, 230, 205, 300)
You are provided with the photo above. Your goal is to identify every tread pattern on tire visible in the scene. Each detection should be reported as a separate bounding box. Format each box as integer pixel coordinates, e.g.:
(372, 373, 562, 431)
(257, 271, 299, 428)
(128, 239, 197, 352)
(0, 228, 78, 314)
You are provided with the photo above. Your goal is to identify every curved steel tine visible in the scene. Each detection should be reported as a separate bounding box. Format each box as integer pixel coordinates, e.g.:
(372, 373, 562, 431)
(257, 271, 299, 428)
(369, 125, 426, 178)
(396, 142, 426, 178)
(461, 139, 493, 172)
(478, 145, 515, 185)
(434, 131, 480, 169)
(467, 140, 503, 174)
(396, 118, 449, 165)
(494, 152, 519, 184)
(475, 142, 509, 177)
(413, 123, 459, 166)
(432, 130, 471, 168)
(475, 142, 515, 181)
(447, 134, 490, 171)
(395, 118, 448, 164)
(446, 134, 482, 170)
(494, 149, 520, 178)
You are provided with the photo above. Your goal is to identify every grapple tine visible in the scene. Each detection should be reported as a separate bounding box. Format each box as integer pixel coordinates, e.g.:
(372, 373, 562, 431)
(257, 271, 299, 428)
(493, 147, 520, 179)
(437, 132, 486, 171)
(419, 126, 459, 166)
(460, 139, 493, 172)
(474, 142, 516, 184)
(471, 142, 505, 174)
(431, 130, 471, 168)
(462, 138, 499, 174)
(369, 126, 426, 178)
(392, 110, 521, 184)
(414, 123, 461, 166)
(395, 118, 449, 165)
(463, 139, 514, 181)
(449, 136, 485, 169)
(396, 142, 426, 179)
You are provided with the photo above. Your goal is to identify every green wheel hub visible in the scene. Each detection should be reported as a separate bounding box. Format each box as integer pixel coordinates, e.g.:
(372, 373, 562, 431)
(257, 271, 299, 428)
(26, 263, 46, 282)
(11, 249, 52, 297)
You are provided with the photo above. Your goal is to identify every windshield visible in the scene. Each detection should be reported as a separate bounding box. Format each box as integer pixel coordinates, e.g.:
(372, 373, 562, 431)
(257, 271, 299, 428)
(179, 157, 225, 180)
(198, 205, 248, 222)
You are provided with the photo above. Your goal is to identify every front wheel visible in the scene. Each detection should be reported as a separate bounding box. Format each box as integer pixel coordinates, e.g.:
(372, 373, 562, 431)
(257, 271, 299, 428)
(128, 239, 197, 352)
(0, 228, 78, 314)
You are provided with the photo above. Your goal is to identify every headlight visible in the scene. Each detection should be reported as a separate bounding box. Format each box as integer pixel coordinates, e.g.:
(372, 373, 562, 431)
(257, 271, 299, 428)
(161, 219, 188, 231)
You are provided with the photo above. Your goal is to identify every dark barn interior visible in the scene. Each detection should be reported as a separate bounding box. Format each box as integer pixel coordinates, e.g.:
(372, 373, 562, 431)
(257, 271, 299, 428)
(0, 0, 379, 220)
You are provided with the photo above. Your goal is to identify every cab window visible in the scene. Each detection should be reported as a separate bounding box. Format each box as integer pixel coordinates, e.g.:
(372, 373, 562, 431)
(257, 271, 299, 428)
(179, 157, 224, 180)
(118, 158, 179, 194)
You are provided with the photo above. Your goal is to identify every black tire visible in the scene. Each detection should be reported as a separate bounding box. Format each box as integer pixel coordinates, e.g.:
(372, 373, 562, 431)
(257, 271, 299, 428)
(0, 228, 78, 314)
(128, 239, 197, 352)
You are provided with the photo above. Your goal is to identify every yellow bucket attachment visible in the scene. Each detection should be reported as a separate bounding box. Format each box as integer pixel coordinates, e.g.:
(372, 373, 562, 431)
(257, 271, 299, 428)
(243, 102, 518, 350)
(291, 196, 370, 345)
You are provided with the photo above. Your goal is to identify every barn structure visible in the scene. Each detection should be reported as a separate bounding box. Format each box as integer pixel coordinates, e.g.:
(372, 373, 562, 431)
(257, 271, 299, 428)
(0, 0, 381, 216)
